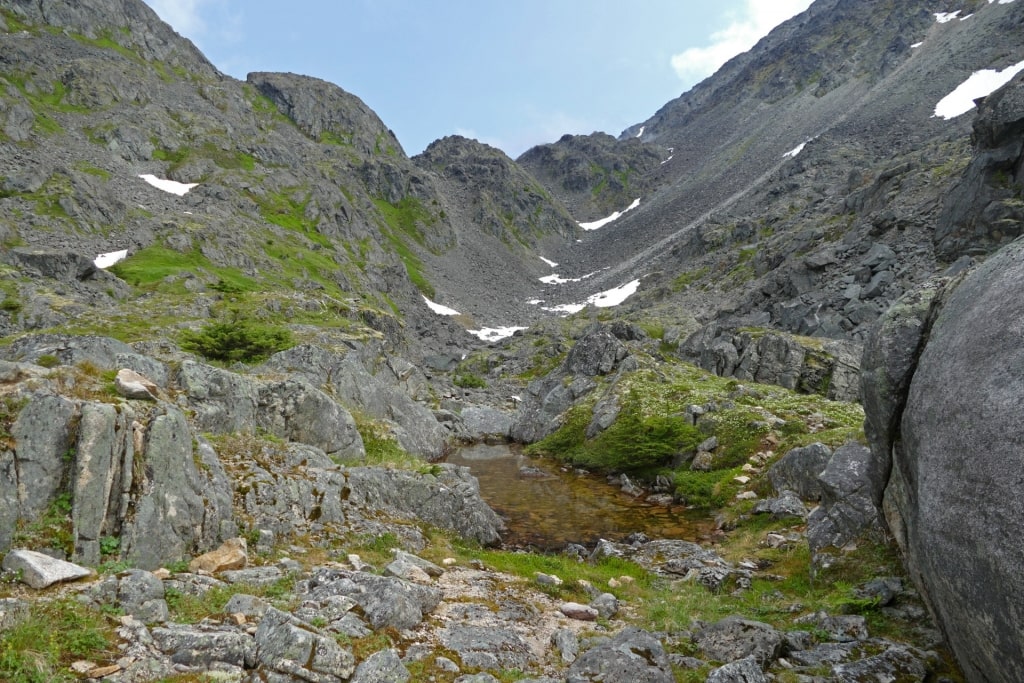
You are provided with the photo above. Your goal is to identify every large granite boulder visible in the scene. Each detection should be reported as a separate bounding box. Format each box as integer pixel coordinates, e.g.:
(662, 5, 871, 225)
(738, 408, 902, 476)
(862, 237, 1024, 682)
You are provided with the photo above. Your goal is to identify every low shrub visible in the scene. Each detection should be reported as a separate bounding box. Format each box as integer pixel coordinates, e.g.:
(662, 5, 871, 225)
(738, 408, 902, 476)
(180, 318, 293, 364)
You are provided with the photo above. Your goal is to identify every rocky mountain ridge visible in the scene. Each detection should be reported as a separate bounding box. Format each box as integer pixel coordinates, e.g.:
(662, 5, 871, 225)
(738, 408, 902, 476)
(1, 0, 1024, 681)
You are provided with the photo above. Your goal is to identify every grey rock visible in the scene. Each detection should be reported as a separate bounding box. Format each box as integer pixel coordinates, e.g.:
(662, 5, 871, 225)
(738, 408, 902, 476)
(307, 569, 441, 630)
(117, 569, 166, 621)
(552, 627, 580, 663)
(694, 617, 782, 669)
(1, 334, 135, 371)
(255, 606, 356, 681)
(752, 490, 807, 520)
(351, 648, 410, 683)
(935, 70, 1024, 259)
(461, 405, 513, 441)
(343, 465, 504, 545)
(560, 602, 599, 621)
(566, 627, 673, 682)
(807, 443, 883, 561)
(875, 236, 1024, 682)
(264, 345, 446, 460)
(1, 392, 77, 549)
(152, 624, 257, 668)
(565, 325, 628, 376)
(440, 623, 533, 670)
(706, 655, 768, 683)
(832, 643, 928, 682)
(1, 549, 92, 589)
(860, 280, 952, 515)
(256, 377, 364, 458)
(71, 401, 132, 565)
(223, 593, 269, 619)
(121, 406, 235, 569)
(455, 675, 501, 683)
(768, 443, 832, 501)
(590, 592, 619, 618)
(787, 642, 858, 667)
(221, 566, 284, 586)
(175, 361, 258, 435)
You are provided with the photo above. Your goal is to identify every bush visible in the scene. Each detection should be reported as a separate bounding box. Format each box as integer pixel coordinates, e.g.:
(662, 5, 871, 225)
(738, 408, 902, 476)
(180, 319, 293, 364)
(453, 373, 486, 389)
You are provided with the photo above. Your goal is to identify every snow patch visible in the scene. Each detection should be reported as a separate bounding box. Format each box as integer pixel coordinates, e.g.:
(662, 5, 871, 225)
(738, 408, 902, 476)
(635, 126, 645, 138)
(139, 174, 198, 196)
(541, 279, 641, 315)
(468, 326, 527, 342)
(934, 59, 1024, 119)
(95, 249, 128, 269)
(540, 270, 600, 285)
(661, 155, 674, 165)
(422, 295, 460, 316)
(783, 142, 807, 158)
(540, 256, 558, 268)
(934, 10, 961, 22)
(911, 41, 924, 48)
(578, 198, 641, 231)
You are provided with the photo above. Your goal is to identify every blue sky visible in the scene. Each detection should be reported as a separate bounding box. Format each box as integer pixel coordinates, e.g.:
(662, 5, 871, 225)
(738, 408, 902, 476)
(143, 1, 812, 158)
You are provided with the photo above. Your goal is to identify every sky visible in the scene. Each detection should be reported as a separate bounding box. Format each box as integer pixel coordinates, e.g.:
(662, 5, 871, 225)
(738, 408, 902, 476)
(142, 1, 813, 158)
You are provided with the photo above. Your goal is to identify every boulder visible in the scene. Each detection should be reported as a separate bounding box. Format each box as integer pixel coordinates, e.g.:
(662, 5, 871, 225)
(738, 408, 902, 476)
(768, 442, 832, 500)
(694, 617, 782, 669)
(460, 405, 513, 441)
(869, 236, 1024, 681)
(706, 656, 767, 683)
(439, 623, 533, 670)
(255, 606, 355, 681)
(189, 537, 248, 574)
(807, 443, 883, 562)
(152, 625, 257, 669)
(1, 549, 92, 589)
(114, 368, 158, 400)
(350, 648, 410, 683)
(566, 627, 674, 682)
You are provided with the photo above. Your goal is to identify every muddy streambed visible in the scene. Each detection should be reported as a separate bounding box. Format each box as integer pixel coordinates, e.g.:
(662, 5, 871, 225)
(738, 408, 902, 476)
(446, 443, 714, 550)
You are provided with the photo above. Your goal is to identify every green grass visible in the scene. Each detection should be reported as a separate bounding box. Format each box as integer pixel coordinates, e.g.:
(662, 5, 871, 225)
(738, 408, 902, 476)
(108, 245, 256, 292)
(0, 598, 116, 683)
(152, 141, 257, 175)
(526, 357, 864, 507)
(74, 161, 111, 181)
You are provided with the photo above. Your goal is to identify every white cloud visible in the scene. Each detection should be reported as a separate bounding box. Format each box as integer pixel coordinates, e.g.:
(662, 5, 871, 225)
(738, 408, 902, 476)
(671, 0, 813, 83)
(144, 0, 208, 35)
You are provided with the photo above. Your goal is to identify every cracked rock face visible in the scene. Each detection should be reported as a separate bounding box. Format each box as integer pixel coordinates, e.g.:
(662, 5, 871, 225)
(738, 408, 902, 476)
(892, 239, 1024, 683)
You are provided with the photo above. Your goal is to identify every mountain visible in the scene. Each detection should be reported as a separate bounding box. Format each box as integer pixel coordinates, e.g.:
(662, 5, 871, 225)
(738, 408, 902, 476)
(1, 0, 1024, 681)
(524, 0, 1024, 341)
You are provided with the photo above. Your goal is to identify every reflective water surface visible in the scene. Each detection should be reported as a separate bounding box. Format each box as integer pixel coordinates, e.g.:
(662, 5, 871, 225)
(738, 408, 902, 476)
(447, 443, 714, 550)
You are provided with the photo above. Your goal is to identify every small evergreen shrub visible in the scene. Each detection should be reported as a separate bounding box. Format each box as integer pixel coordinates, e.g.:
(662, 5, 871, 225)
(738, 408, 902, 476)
(180, 319, 293, 364)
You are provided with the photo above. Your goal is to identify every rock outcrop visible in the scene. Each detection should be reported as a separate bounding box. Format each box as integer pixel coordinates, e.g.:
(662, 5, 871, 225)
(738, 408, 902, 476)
(861, 238, 1024, 682)
(935, 70, 1024, 260)
(0, 334, 502, 568)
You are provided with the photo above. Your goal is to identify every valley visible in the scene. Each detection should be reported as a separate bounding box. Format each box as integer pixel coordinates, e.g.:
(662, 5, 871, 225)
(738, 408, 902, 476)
(0, 0, 1023, 681)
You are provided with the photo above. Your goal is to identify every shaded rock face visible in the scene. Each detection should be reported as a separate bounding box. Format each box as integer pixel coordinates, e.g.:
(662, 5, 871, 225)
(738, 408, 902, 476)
(517, 132, 666, 221)
(414, 135, 580, 247)
(936, 70, 1024, 260)
(679, 324, 862, 401)
(247, 71, 402, 157)
(861, 238, 1024, 682)
(511, 323, 630, 443)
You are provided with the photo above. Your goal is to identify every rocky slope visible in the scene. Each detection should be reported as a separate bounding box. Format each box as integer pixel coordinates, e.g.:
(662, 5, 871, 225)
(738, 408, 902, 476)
(1, 0, 1023, 680)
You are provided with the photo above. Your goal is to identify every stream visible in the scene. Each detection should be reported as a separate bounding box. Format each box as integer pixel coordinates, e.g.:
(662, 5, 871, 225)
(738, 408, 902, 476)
(446, 443, 714, 550)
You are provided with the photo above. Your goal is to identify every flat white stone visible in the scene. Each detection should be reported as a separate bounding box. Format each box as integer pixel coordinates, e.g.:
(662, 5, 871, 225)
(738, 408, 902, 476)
(2, 549, 92, 589)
